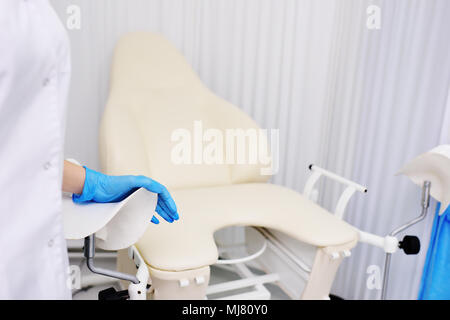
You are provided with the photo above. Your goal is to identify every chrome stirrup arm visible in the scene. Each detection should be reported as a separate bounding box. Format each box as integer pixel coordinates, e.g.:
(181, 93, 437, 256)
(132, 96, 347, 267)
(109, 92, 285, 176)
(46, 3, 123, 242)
(84, 235, 139, 284)
(381, 181, 431, 300)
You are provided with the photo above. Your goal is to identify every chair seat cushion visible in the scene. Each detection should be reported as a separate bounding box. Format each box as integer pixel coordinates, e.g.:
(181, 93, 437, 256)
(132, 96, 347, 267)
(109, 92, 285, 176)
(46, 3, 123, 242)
(137, 183, 358, 271)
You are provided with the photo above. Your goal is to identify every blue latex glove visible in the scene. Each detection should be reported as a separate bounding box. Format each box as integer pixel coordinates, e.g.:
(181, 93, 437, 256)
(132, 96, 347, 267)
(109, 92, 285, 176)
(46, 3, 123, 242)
(73, 166, 179, 224)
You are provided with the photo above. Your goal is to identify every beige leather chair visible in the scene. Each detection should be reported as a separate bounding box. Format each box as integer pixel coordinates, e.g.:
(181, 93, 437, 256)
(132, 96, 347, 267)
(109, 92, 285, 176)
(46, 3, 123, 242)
(99, 32, 359, 299)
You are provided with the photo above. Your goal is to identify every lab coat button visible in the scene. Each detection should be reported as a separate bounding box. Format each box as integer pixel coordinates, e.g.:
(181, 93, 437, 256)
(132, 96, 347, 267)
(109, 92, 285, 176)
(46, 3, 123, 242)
(48, 239, 54, 247)
(43, 161, 52, 170)
(42, 78, 50, 86)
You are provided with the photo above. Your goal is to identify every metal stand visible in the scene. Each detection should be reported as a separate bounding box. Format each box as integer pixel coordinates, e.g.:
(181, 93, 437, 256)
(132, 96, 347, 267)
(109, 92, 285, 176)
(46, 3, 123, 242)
(84, 235, 138, 284)
(381, 181, 431, 300)
(84, 235, 148, 300)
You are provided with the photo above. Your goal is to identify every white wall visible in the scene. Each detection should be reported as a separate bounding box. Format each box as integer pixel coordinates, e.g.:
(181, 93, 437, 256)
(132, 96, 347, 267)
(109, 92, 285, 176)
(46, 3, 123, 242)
(50, 0, 450, 299)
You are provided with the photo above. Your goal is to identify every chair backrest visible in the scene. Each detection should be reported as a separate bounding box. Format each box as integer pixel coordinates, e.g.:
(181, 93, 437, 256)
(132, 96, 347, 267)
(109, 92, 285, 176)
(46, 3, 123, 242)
(100, 32, 271, 189)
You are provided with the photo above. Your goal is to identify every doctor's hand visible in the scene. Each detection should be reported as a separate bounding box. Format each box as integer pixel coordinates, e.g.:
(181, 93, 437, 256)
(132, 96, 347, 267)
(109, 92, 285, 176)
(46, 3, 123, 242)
(70, 166, 179, 224)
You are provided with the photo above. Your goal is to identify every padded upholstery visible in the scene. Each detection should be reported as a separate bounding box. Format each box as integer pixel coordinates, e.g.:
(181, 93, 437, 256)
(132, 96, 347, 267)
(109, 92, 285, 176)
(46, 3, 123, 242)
(137, 183, 358, 271)
(100, 32, 269, 189)
(100, 32, 359, 273)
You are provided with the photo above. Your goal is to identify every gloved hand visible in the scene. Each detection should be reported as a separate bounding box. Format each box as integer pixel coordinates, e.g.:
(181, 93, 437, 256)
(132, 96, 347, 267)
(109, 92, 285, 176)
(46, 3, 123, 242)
(72, 166, 179, 224)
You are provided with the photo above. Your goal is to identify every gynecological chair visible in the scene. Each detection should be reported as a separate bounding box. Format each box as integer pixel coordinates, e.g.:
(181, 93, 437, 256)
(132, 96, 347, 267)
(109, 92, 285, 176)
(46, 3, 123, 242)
(73, 32, 410, 300)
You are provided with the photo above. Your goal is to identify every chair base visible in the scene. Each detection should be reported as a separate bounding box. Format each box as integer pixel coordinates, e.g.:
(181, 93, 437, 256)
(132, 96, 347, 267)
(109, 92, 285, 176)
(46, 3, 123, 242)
(117, 249, 210, 299)
(117, 243, 349, 300)
(301, 248, 344, 299)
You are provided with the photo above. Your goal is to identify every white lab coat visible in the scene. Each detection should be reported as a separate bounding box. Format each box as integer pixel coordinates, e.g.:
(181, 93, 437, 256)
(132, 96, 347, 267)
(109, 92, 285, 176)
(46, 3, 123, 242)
(0, 0, 71, 299)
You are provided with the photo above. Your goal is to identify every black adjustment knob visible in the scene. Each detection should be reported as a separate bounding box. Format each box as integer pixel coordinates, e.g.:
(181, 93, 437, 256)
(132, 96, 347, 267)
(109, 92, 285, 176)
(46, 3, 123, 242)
(98, 287, 130, 300)
(399, 235, 421, 255)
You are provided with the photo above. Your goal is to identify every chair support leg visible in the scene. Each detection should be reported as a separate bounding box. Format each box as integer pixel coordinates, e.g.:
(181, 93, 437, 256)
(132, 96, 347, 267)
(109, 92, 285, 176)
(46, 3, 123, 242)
(301, 248, 344, 300)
